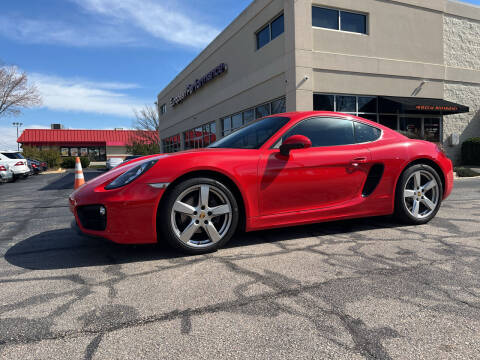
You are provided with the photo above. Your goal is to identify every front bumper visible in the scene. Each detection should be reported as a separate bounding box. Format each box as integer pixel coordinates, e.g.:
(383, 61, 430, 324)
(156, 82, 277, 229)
(69, 182, 167, 244)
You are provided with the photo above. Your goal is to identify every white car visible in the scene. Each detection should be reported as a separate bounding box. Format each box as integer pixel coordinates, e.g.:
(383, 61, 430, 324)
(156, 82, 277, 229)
(0, 151, 30, 179)
(106, 157, 123, 170)
(0, 162, 14, 183)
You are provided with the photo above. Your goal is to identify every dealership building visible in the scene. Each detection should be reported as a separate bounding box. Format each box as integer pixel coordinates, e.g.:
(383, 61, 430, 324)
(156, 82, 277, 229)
(157, 0, 480, 164)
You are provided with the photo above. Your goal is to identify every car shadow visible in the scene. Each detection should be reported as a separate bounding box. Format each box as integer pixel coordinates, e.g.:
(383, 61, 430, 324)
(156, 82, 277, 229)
(40, 170, 104, 191)
(227, 216, 407, 248)
(4, 216, 408, 271)
(3, 228, 185, 270)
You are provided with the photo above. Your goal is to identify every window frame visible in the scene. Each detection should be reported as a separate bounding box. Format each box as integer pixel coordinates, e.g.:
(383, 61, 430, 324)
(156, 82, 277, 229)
(160, 104, 167, 115)
(275, 116, 357, 149)
(272, 116, 383, 149)
(314, 93, 378, 119)
(353, 121, 383, 145)
(312, 5, 368, 35)
(221, 97, 286, 137)
(255, 12, 285, 50)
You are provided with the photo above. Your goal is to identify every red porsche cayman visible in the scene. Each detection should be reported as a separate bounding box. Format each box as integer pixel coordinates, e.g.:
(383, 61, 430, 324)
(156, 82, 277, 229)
(70, 111, 453, 254)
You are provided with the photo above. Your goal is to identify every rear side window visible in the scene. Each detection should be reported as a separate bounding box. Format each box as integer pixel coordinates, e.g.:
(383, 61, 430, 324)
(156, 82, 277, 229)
(1, 153, 19, 159)
(354, 122, 381, 143)
(282, 117, 355, 147)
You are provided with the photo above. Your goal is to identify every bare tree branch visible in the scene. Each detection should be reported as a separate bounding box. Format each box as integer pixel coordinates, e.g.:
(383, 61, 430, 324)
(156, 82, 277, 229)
(131, 104, 160, 144)
(0, 66, 42, 118)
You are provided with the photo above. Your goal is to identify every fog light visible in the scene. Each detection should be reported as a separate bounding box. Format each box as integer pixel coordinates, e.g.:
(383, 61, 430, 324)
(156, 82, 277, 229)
(99, 206, 106, 216)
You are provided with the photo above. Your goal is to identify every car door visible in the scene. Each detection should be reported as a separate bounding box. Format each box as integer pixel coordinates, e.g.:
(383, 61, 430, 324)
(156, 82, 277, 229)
(258, 116, 371, 216)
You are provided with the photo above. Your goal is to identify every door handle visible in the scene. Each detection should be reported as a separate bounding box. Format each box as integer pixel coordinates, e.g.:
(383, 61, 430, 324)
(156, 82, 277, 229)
(351, 157, 368, 167)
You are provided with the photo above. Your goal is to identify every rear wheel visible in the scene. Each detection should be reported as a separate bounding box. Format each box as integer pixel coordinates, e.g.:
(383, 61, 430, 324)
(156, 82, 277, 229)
(159, 177, 239, 254)
(395, 164, 443, 224)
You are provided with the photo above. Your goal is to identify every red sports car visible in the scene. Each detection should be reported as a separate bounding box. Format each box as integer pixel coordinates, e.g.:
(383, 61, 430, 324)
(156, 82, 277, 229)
(70, 111, 453, 254)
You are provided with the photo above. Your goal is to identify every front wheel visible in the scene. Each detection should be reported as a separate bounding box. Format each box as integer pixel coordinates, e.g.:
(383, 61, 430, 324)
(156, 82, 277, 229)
(159, 177, 239, 254)
(395, 164, 443, 224)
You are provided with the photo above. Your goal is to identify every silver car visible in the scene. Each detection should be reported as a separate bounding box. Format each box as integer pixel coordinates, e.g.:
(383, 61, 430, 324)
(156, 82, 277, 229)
(0, 163, 14, 183)
(106, 157, 124, 170)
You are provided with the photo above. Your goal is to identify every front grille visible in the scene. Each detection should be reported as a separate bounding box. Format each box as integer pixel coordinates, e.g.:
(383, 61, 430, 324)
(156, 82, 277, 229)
(77, 205, 107, 231)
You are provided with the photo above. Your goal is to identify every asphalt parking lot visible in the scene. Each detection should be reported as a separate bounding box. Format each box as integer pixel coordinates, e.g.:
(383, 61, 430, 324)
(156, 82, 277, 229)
(0, 171, 479, 359)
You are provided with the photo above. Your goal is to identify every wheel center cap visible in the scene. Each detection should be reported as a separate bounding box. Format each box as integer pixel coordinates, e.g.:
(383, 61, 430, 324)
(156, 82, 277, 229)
(199, 212, 206, 219)
(417, 191, 422, 196)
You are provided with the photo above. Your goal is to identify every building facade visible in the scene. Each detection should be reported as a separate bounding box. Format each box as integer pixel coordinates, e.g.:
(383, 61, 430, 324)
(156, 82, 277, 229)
(17, 129, 156, 163)
(157, 0, 480, 164)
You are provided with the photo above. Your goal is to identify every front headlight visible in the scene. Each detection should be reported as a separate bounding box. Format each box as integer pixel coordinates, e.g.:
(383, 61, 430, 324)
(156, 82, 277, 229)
(105, 160, 157, 190)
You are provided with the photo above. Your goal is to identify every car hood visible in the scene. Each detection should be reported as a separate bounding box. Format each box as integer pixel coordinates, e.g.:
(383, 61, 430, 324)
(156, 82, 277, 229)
(71, 148, 257, 196)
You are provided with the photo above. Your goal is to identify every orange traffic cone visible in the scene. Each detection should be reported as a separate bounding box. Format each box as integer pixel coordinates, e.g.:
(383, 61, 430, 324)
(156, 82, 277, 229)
(74, 157, 85, 189)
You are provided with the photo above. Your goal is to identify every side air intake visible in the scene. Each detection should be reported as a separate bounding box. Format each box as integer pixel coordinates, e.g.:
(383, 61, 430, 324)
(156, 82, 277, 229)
(362, 164, 384, 197)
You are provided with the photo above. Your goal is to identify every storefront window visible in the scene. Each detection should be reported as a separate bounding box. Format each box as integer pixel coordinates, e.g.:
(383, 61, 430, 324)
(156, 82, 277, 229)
(209, 122, 217, 143)
(379, 115, 397, 130)
(360, 114, 378, 122)
(313, 94, 334, 111)
(271, 98, 286, 114)
(232, 113, 243, 130)
(423, 118, 441, 142)
(400, 117, 422, 139)
(222, 117, 231, 136)
(313, 93, 446, 144)
(255, 104, 271, 119)
(194, 127, 203, 148)
(243, 109, 255, 123)
(219, 98, 285, 137)
(358, 97, 377, 113)
(183, 121, 216, 150)
(336, 96, 356, 113)
(163, 134, 181, 153)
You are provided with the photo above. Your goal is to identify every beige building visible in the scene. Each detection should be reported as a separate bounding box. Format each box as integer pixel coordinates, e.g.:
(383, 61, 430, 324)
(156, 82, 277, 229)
(157, 0, 480, 164)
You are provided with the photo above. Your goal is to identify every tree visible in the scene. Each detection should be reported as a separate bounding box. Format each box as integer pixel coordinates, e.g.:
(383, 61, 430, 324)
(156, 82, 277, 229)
(126, 141, 160, 156)
(0, 66, 42, 118)
(133, 105, 160, 144)
(127, 105, 162, 155)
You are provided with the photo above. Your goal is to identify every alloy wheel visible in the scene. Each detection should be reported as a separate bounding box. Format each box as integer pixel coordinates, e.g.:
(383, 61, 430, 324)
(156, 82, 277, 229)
(403, 170, 440, 219)
(170, 184, 232, 248)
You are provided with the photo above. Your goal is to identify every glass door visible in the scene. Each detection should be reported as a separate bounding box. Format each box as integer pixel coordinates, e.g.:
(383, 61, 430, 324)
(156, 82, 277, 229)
(423, 118, 441, 143)
(399, 117, 422, 139)
(399, 116, 442, 143)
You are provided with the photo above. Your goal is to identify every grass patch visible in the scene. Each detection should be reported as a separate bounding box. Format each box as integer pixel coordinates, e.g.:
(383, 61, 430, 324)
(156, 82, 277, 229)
(88, 165, 107, 170)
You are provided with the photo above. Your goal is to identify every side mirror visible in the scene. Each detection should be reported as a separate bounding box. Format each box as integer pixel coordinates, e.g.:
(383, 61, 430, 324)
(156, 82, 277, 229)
(279, 135, 312, 156)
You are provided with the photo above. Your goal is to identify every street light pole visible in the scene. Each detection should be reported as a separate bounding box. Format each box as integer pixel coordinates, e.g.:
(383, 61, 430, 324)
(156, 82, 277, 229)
(12, 122, 23, 151)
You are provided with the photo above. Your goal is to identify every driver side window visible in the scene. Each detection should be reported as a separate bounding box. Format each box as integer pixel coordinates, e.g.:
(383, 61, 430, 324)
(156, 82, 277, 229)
(279, 117, 355, 147)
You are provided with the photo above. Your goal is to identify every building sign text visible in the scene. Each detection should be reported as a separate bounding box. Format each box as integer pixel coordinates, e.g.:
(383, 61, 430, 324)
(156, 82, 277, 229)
(171, 63, 228, 107)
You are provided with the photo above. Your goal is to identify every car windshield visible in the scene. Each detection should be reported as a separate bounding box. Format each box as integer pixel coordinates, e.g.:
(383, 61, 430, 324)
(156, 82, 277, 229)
(209, 116, 290, 149)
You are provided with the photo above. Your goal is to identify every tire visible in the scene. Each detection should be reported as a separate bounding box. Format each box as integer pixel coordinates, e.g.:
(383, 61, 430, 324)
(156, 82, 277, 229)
(159, 177, 239, 254)
(394, 164, 443, 225)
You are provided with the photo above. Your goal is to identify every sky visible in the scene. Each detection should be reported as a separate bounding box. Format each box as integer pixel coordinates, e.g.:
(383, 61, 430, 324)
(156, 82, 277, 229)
(0, 0, 479, 150)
